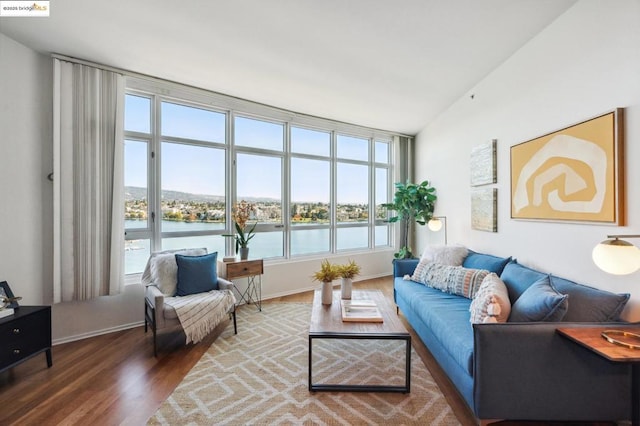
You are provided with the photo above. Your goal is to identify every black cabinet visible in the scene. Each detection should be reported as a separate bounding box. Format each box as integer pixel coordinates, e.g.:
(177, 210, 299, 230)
(0, 306, 52, 373)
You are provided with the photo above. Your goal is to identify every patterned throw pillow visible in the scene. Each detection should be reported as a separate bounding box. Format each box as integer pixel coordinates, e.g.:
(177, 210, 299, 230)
(470, 273, 511, 323)
(412, 262, 489, 299)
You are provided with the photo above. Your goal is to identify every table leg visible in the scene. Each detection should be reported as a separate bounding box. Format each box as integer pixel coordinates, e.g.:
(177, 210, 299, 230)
(633, 364, 639, 426)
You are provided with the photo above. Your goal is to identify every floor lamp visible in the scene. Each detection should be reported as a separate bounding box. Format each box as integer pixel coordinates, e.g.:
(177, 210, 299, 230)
(427, 216, 447, 245)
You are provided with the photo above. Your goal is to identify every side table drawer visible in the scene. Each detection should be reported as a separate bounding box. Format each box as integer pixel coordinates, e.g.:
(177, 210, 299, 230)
(225, 260, 263, 279)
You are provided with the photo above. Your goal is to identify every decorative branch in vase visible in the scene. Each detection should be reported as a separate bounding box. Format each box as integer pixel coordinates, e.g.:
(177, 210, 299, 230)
(223, 200, 257, 260)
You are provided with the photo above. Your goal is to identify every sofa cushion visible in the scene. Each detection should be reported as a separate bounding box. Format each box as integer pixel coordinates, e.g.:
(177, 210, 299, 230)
(500, 260, 547, 303)
(470, 273, 511, 323)
(462, 251, 512, 275)
(420, 244, 468, 266)
(175, 252, 219, 296)
(509, 275, 568, 322)
(550, 275, 629, 322)
(395, 278, 474, 376)
(412, 262, 489, 299)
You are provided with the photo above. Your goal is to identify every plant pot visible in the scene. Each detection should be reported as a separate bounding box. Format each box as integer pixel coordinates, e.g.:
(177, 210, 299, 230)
(321, 281, 333, 305)
(341, 277, 352, 299)
(239, 247, 249, 260)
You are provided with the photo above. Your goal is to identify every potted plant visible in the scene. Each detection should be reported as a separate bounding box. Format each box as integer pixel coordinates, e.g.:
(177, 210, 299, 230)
(337, 259, 360, 299)
(382, 180, 437, 259)
(223, 200, 257, 260)
(312, 259, 339, 305)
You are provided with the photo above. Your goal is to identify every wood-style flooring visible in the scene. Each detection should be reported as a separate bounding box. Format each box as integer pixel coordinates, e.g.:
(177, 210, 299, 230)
(0, 277, 615, 426)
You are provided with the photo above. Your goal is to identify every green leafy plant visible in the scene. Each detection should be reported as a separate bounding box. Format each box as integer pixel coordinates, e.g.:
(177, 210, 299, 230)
(312, 259, 340, 283)
(382, 180, 437, 259)
(337, 259, 361, 279)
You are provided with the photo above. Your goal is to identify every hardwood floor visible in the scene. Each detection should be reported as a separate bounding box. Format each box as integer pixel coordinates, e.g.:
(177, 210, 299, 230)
(0, 277, 615, 426)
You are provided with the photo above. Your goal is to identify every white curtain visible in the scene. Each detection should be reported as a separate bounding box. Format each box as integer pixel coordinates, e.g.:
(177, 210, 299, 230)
(53, 58, 125, 303)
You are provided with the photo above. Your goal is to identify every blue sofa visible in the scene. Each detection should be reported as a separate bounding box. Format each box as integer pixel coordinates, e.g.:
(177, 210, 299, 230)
(393, 252, 632, 423)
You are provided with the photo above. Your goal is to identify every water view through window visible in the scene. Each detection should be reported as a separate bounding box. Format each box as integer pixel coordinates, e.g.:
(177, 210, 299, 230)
(123, 91, 392, 274)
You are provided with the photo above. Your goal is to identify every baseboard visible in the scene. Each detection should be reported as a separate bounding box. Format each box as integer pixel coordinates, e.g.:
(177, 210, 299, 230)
(53, 321, 144, 346)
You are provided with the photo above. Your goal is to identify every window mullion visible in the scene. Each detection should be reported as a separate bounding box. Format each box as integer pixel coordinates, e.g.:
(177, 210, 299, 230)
(330, 130, 337, 254)
(151, 95, 162, 253)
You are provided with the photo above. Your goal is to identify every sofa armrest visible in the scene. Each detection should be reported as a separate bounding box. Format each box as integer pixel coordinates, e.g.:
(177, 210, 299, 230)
(473, 322, 631, 421)
(393, 259, 419, 277)
(145, 284, 166, 329)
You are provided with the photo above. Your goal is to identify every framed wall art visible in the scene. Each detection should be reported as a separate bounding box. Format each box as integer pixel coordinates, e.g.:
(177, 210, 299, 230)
(470, 139, 497, 186)
(471, 188, 497, 232)
(511, 109, 624, 224)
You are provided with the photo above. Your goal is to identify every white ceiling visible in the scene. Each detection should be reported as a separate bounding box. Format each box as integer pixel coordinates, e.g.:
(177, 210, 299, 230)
(0, 0, 577, 135)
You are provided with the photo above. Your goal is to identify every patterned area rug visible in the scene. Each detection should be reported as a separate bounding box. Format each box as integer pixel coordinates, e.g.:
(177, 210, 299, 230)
(148, 303, 460, 425)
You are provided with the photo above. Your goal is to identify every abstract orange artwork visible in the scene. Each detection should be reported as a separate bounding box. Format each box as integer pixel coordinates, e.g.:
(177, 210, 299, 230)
(511, 109, 624, 224)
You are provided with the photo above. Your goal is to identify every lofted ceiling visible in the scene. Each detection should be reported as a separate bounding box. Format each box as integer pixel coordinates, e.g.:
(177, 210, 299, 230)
(0, 0, 577, 134)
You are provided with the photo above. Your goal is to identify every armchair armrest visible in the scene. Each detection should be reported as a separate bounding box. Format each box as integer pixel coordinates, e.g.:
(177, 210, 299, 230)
(473, 322, 630, 421)
(393, 259, 419, 277)
(145, 284, 166, 329)
(218, 277, 233, 291)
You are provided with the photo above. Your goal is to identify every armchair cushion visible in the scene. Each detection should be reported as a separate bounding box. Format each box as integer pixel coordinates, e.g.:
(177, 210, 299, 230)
(142, 248, 207, 296)
(176, 252, 219, 296)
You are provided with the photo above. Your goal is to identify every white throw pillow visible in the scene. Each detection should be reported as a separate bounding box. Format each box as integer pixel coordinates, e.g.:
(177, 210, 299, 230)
(420, 244, 468, 266)
(143, 248, 207, 296)
(470, 273, 511, 323)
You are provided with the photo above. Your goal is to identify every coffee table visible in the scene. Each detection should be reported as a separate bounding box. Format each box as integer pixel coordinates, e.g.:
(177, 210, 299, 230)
(308, 289, 411, 393)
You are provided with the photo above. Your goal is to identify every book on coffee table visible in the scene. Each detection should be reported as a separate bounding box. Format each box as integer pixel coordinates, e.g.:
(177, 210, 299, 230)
(341, 299, 383, 323)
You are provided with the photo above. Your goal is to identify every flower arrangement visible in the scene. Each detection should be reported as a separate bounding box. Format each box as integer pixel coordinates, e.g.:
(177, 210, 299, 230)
(312, 259, 340, 283)
(337, 259, 361, 279)
(223, 200, 257, 252)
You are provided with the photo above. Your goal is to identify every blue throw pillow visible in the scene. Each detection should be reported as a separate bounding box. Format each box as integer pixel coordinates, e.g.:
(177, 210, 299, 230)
(175, 252, 218, 296)
(550, 275, 629, 322)
(509, 275, 568, 322)
(500, 260, 547, 303)
(462, 251, 512, 275)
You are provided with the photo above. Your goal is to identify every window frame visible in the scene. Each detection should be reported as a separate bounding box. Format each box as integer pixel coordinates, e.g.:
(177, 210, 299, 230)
(124, 77, 396, 275)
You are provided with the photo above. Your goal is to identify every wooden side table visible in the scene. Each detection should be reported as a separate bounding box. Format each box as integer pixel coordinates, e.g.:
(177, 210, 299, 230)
(219, 258, 264, 311)
(557, 326, 640, 425)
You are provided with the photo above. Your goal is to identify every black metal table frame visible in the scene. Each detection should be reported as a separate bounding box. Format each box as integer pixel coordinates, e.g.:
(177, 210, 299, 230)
(308, 332, 411, 393)
(233, 274, 262, 311)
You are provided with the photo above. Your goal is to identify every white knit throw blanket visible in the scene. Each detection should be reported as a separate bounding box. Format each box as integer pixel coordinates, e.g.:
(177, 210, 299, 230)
(164, 289, 236, 344)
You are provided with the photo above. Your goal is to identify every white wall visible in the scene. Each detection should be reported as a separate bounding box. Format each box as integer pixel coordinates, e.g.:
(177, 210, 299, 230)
(415, 0, 640, 320)
(0, 34, 52, 306)
(1, 33, 395, 343)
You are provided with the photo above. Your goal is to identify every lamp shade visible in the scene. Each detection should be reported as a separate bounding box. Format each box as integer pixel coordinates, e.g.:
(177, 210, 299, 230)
(592, 239, 640, 275)
(428, 218, 443, 232)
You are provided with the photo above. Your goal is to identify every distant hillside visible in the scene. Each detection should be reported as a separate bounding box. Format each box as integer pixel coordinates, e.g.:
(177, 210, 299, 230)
(124, 186, 277, 203)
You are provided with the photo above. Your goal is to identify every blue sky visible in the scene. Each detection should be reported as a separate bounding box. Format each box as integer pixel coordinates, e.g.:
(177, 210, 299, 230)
(124, 94, 385, 203)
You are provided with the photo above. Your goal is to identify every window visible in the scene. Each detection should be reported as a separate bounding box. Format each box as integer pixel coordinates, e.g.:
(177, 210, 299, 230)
(124, 79, 396, 275)
(124, 94, 152, 274)
(124, 95, 228, 274)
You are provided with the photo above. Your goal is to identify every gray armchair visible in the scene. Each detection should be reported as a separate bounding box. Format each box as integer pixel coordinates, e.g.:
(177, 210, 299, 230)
(142, 248, 237, 356)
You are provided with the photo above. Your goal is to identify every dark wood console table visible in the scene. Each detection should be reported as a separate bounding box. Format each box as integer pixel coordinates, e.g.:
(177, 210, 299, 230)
(0, 306, 52, 373)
